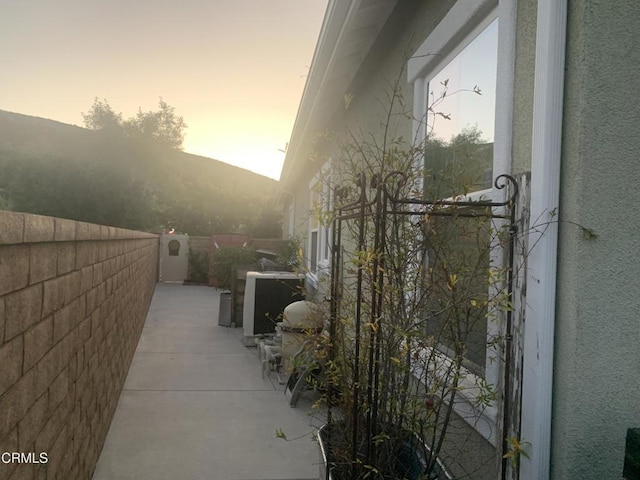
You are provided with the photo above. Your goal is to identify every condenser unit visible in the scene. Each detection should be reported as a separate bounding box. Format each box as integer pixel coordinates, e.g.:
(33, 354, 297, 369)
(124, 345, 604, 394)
(242, 271, 305, 345)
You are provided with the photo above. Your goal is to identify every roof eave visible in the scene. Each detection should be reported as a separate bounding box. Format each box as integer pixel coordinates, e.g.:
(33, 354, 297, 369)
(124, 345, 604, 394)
(279, 0, 397, 188)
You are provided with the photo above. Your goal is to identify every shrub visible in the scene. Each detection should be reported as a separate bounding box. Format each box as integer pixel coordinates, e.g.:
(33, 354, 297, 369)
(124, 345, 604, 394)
(209, 246, 256, 290)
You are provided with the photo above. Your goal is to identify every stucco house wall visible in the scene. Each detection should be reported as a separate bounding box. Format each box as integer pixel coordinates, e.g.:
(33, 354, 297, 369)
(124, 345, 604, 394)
(330, 1, 455, 147)
(552, 1, 640, 477)
(284, 0, 455, 284)
(282, 2, 506, 478)
(281, 0, 639, 477)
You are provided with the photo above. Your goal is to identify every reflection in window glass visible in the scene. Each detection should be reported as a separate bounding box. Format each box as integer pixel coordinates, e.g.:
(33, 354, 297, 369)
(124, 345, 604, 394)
(424, 214, 492, 376)
(423, 19, 498, 376)
(426, 19, 498, 197)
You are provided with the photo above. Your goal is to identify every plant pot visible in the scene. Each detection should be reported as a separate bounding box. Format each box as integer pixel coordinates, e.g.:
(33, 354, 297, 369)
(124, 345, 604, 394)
(318, 422, 454, 480)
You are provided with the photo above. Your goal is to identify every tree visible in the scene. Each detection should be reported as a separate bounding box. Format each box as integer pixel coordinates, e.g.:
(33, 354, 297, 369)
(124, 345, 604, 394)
(81, 98, 123, 133)
(82, 97, 186, 149)
(2, 152, 158, 230)
(123, 99, 186, 149)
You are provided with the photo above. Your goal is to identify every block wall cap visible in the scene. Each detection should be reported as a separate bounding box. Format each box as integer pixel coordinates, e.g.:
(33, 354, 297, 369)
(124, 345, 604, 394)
(0, 210, 158, 245)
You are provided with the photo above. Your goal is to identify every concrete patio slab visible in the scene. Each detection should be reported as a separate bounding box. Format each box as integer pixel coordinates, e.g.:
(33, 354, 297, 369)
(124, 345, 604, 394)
(92, 284, 321, 480)
(135, 325, 244, 354)
(123, 352, 274, 391)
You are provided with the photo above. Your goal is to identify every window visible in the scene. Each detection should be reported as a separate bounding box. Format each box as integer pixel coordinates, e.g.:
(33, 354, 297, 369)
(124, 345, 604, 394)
(424, 215, 492, 376)
(408, 1, 507, 444)
(426, 19, 498, 198)
(308, 165, 332, 277)
(422, 18, 498, 378)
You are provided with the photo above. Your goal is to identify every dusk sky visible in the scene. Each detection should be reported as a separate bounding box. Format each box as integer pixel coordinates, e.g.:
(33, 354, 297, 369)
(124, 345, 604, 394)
(0, 0, 328, 179)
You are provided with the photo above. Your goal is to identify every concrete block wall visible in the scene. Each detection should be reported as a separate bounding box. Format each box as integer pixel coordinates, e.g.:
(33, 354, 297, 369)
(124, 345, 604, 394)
(0, 210, 158, 480)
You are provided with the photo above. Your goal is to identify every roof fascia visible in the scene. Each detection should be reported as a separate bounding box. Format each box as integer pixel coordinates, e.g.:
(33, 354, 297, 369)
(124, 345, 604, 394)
(280, 0, 359, 186)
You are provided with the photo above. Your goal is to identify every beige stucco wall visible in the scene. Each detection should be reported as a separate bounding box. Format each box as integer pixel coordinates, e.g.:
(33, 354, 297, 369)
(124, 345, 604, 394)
(553, 1, 640, 478)
(330, 1, 456, 168)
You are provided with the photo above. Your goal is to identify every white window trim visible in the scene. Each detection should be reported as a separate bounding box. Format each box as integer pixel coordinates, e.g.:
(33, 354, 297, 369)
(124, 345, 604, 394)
(411, 346, 499, 443)
(408, 0, 498, 84)
(519, 0, 567, 476)
(408, 0, 516, 446)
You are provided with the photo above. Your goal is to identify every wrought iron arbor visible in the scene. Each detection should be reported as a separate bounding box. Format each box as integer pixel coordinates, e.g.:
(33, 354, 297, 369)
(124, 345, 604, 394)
(323, 171, 519, 479)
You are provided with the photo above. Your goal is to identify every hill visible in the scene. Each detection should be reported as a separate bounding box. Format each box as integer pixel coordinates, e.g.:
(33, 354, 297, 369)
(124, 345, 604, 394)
(0, 110, 280, 236)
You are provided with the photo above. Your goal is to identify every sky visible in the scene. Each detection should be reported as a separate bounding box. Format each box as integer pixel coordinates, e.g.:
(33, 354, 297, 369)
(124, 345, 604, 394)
(429, 19, 497, 144)
(0, 0, 328, 180)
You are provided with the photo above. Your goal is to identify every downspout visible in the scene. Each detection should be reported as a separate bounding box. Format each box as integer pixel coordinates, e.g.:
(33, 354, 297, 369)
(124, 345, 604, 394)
(519, 0, 567, 479)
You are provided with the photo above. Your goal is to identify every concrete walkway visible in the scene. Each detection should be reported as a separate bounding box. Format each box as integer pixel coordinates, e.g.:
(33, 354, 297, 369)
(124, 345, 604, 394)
(92, 284, 321, 480)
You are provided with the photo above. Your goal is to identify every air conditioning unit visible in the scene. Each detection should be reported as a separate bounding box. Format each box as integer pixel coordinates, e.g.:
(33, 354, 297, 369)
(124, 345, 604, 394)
(242, 271, 305, 346)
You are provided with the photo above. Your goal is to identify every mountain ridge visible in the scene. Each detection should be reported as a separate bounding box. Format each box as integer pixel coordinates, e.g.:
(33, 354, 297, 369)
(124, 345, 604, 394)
(0, 109, 277, 185)
(0, 109, 281, 236)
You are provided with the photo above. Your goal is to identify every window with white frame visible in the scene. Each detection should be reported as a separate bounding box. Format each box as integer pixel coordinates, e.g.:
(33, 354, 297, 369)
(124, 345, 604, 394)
(424, 17, 498, 377)
(409, 1, 506, 444)
(426, 18, 498, 198)
(308, 166, 332, 277)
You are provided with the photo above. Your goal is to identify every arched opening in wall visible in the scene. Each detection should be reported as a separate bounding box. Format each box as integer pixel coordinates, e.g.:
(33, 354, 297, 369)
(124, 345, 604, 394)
(168, 239, 181, 256)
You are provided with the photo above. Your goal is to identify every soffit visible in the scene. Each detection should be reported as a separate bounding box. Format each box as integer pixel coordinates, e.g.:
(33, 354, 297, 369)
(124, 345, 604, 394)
(281, 0, 397, 186)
